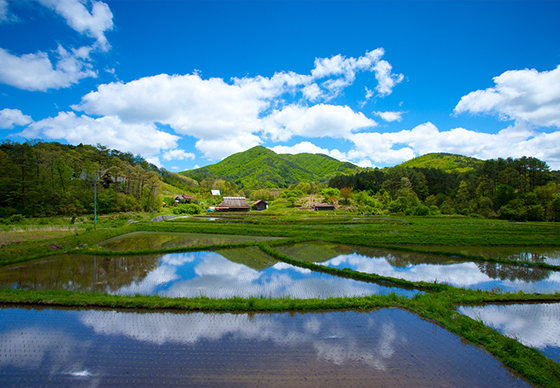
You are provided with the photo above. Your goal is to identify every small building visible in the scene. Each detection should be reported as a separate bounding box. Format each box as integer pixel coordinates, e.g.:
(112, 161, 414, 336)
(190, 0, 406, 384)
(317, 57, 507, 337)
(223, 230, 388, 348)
(216, 197, 251, 212)
(251, 199, 268, 211)
(175, 195, 195, 204)
(314, 203, 335, 211)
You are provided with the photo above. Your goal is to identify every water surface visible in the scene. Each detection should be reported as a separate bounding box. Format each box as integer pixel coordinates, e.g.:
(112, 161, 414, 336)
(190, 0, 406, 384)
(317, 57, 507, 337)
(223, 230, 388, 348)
(0, 247, 417, 298)
(98, 231, 282, 251)
(402, 245, 560, 267)
(276, 242, 560, 293)
(0, 306, 534, 388)
(459, 303, 560, 364)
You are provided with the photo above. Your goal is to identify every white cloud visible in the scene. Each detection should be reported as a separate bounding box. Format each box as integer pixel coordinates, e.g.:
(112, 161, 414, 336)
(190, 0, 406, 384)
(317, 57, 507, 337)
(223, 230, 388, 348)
(74, 74, 268, 140)
(195, 133, 262, 160)
(454, 65, 560, 128)
(374, 111, 403, 122)
(19, 111, 179, 156)
(161, 149, 196, 162)
(310, 49, 402, 98)
(0, 108, 32, 129)
(373, 60, 404, 97)
(263, 104, 377, 142)
(0, 46, 96, 91)
(38, 0, 114, 51)
(269, 141, 348, 161)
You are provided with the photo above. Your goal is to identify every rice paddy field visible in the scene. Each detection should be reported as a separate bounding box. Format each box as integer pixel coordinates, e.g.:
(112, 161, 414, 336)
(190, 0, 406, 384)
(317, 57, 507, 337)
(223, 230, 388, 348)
(0, 216, 559, 387)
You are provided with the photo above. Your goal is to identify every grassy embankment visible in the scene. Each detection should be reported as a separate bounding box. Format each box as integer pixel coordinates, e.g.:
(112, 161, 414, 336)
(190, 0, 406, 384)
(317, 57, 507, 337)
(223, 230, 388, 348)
(1, 214, 560, 386)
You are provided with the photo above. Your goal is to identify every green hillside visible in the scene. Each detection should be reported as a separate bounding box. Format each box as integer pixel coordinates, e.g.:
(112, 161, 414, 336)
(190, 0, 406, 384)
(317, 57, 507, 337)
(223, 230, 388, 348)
(181, 146, 360, 189)
(398, 153, 483, 173)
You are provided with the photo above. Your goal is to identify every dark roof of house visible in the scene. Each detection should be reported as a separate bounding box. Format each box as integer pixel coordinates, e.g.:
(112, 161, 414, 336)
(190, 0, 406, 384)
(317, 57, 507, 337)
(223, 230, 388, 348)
(218, 197, 250, 208)
(252, 200, 266, 206)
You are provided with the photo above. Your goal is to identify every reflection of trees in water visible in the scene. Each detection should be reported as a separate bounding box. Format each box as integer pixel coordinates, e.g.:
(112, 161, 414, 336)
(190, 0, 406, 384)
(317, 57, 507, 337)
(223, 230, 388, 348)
(507, 252, 547, 263)
(0, 255, 160, 293)
(476, 262, 551, 282)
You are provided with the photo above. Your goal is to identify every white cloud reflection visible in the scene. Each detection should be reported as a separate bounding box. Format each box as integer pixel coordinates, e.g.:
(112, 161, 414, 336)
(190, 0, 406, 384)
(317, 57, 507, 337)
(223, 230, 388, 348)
(112, 250, 416, 299)
(459, 303, 560, 363)
(320, 253, 559, 293)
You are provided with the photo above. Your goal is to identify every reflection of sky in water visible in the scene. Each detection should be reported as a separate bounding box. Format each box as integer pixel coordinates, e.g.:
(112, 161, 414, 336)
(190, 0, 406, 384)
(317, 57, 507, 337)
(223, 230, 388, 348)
(459, 303, 560, 364)
(320, 253, 560, 293)
(0, 306, 534, 388)
(116, 251, 417, 298)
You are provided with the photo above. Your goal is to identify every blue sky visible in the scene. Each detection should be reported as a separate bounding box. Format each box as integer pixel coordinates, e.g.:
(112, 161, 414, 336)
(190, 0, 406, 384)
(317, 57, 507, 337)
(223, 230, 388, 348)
(1, 1, 560, 171)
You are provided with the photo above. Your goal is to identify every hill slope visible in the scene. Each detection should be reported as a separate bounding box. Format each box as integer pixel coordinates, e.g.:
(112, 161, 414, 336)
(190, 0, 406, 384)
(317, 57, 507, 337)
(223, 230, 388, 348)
(398, 153, 483, 173)
(181, 146, 360, 189)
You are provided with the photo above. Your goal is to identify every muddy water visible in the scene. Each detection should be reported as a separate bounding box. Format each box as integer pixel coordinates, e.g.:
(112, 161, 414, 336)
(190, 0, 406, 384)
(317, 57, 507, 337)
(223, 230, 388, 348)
(276, 242, 560, 293)
(459, 303, 560, 364)
(0, 247, 418, 298)
(98, 231, 283, 251)
(0, 306, 534, 388)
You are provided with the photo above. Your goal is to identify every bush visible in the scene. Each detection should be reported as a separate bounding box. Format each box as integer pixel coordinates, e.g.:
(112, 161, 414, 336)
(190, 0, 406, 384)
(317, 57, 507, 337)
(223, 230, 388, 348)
(8, 214, 24, 224)
(172, 204, 202, 215)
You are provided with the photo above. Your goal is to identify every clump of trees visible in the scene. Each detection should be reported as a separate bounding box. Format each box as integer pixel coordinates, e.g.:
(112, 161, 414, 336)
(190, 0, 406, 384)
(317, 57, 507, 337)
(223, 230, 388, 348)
(329, 156, 560, 221)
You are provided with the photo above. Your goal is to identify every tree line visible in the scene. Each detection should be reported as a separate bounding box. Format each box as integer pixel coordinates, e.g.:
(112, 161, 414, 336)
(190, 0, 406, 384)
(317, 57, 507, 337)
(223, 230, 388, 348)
(328, 156, 560, 221)
(0, 140, 174, 219)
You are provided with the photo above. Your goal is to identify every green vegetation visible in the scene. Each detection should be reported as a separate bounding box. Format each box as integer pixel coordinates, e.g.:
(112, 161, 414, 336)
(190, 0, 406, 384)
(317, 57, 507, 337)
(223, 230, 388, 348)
(330, 155, 560, 221)
(398, 152, 483, 172)
(181, 145, 360, 190)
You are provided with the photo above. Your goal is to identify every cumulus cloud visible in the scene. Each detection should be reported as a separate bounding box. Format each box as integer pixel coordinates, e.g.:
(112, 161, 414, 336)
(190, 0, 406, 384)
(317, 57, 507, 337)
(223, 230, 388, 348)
(0, 0, 113, 91)
(161, 149, 195, 162)
(38, 0, 114, 51)
(0, 108, 33, 129)
(0, 46, 97, 91)
(374, 111, 403, 122)
(310, 49, 403, 99)
(263, 104, 377, 142)
(269, 141, 349, 161)
(454, 65, 560, 128)
(19, 111, 179, 156)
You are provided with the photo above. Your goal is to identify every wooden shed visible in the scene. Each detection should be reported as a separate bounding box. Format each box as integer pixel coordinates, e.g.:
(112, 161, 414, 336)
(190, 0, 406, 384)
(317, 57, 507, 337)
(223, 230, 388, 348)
(216, 197, 251, 212)
(251, 199, 268, 211)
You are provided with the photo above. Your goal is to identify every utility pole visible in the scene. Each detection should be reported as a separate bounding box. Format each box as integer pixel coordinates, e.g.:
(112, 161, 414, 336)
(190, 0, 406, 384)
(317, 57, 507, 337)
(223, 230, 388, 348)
(152, 185, 155, 216)
(94, 177, 97, 230)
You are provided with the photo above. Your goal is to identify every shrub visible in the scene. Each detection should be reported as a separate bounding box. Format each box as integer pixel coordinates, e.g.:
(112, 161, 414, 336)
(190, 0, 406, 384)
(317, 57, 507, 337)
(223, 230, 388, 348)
(172, 204, 202, 215)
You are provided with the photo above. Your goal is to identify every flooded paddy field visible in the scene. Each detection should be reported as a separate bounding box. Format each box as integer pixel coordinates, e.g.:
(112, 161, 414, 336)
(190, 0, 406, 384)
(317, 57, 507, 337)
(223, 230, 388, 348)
(459, 303, 560, 365)
(401, 245, 560, 267)
(275, 242, 560, 293)
(0, 247, 418, 298)
(97, 231, 283, 251)
(0, 305, 534, 388)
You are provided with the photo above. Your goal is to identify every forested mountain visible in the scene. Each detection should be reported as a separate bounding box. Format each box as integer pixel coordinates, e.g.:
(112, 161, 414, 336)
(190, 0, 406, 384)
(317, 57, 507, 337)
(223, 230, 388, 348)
(0, 140, 191, 218)
(328, 156, 560, 222)
(181, 146, 360, 190)
(398, 153, 483, 173)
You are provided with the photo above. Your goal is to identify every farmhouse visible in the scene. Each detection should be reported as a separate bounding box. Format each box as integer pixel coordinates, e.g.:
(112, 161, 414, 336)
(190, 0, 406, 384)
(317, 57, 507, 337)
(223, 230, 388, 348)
(216, 197, 251, 212)
(251, 199, 268, 211)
